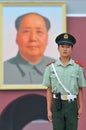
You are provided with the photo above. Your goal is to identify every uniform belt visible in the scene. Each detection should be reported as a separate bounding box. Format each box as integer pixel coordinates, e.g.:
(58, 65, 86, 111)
(53, 94, 77, 101)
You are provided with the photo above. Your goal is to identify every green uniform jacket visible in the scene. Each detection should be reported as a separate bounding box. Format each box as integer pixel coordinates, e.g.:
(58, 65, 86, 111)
(4, 53, 55, 84)
(42, 59, 86, 95)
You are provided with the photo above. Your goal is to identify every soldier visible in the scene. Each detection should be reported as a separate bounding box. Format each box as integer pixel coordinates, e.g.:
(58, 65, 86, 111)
(42, 33, 86, 130)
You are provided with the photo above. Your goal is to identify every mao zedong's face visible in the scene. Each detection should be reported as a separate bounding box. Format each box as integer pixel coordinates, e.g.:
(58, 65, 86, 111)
(16, 14, 48, 61)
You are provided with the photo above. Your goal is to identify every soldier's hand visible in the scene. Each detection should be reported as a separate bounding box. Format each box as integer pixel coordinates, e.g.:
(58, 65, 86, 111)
(78, 107, 83, 119)
(48, 110, 52, 122)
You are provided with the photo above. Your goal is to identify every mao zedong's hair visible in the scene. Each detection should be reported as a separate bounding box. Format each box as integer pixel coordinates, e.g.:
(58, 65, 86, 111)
(15, 12, 51, 31)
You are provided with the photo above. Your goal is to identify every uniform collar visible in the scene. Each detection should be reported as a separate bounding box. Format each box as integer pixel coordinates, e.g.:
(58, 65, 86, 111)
(15, 53, 46, 76)
(55, 58, 74, 66)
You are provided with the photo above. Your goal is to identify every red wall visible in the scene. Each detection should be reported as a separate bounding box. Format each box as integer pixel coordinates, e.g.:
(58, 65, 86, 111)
(67, 17, 86, 75)
(67, 17, 86, 130)
(0, 17, 86, 130)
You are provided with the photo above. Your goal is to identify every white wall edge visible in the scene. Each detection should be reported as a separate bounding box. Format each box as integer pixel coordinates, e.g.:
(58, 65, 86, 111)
(67, 14, 86, 17)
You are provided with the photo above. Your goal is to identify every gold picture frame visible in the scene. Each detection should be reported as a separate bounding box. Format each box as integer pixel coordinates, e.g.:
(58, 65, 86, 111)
(0, 2, 66, 90)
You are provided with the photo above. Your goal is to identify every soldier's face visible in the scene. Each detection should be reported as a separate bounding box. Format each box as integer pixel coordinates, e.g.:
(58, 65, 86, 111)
(16, 14, 48, 59)
(58, 44, 73, 57)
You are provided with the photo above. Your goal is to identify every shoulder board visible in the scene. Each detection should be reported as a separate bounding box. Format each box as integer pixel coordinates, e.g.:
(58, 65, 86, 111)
(45, 61, 55, 66)
(74, 60, 84, 67)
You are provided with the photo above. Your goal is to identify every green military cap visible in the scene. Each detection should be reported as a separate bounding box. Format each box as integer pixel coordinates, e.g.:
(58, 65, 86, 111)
(55, 33, 76, 46)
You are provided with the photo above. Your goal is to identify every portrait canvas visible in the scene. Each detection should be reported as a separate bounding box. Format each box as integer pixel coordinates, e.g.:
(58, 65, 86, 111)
(0, 2, 66, 89)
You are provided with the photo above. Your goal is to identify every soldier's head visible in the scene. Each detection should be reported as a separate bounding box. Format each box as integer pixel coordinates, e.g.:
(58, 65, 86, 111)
(55, 33, 76, 57)
(55, 33, 76, 47)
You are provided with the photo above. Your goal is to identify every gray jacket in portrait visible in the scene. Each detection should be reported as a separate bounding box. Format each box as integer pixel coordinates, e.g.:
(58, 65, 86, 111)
(3, 53, 55, 84)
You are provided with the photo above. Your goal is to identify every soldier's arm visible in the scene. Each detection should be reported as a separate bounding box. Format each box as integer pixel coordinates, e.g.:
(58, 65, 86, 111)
(77, 88, 83, 119)
(46, 87, 53, 122)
